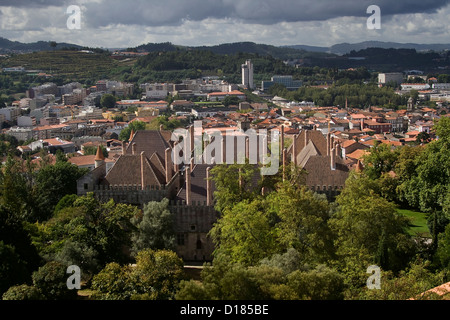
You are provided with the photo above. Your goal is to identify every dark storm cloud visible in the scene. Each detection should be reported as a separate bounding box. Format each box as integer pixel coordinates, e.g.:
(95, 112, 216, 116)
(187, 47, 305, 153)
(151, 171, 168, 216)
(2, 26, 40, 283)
(1, 0, 449, 26)
(0, 0, 68, 7)
(81, 0, 450, 27)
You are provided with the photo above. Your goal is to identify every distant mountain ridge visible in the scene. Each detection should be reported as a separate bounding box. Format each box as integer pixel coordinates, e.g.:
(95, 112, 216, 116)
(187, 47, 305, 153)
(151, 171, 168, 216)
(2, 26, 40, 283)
(0, 37, 83, 53)
(1, 36, 449, 59)
(285, 41, 450, 55)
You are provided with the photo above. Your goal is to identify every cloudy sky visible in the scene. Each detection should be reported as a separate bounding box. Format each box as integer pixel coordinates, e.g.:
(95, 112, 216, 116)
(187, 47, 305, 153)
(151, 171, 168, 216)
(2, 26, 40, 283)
(0, 0, 449, 48)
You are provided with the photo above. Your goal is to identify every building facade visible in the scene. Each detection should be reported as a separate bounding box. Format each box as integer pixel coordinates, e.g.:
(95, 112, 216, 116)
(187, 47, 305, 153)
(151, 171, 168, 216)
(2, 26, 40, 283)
(241, 60, 254, 89)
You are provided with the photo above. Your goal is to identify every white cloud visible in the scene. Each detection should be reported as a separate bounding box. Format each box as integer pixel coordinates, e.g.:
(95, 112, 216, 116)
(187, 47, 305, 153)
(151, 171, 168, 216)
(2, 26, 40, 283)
(0, 1, 449, 48)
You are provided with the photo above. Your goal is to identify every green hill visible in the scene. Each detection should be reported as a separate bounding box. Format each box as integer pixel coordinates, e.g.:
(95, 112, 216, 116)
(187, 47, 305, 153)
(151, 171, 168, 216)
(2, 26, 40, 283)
(132, 41, 335, 60)
(1, 50, 128, 83)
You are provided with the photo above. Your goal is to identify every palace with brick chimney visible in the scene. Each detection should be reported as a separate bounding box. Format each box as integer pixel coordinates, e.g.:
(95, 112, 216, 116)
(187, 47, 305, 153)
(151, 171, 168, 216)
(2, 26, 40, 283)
(77, 124, 351, 262)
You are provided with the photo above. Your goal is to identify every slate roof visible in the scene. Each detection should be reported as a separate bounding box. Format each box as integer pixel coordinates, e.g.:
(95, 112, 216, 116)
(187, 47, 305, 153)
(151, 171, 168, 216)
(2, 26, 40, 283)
(103, 153, 165, 187)
(125, 130, 172, 158)
(286, 129, 350, 189)
(176, 164, 215, 204)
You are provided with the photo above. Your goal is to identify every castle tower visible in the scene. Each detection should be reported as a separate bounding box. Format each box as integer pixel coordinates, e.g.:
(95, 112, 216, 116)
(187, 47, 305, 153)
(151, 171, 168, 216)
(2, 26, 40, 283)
(94, 145, 105, 169)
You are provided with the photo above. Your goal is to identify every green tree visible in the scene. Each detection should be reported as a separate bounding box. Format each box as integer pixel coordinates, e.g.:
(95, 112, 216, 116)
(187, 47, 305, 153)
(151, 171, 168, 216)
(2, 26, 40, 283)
(329, 172, 415, 276)
(100, 94, 117, 108)
(33, 160, 89, 221)
(435, 223, 450, 269)
(0, 206, 41, 296)
(286, 265, 345, 300)
(267, 183, 335, 264)
(223, 95, 241, 107)
(210, 197, 280, 266)
(91, 263, 135, 300)
(362, 141, 398, 180)
(32, 261, 78, 300)
(2, 284, 44, 300)
(210, 163, 260, 214)
(401, 118, 450, 245)
(131, 198, 176, 254)
(37, 195, 138, 276)
(91, 249, 185, 300)
(0, 242, 30, 296)
(119, 121, 147, 141)
(358, 260, 447, 300)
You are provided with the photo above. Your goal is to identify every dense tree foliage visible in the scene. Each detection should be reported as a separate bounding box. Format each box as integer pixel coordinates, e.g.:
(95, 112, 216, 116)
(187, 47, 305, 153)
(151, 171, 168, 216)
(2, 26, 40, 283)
(269, 83, 408, 108)
(91, 249, 185, 300)
(131, 198, 176, 254)
(35, 194, 138, 276)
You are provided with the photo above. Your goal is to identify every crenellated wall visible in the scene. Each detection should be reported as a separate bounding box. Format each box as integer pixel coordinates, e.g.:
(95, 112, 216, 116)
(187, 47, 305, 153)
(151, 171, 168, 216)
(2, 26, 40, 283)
(169, 201, 219, 263)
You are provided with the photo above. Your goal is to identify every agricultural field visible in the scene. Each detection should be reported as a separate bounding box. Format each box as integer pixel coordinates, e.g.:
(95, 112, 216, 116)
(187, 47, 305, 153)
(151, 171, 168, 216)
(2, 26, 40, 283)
(0, 50, 135, 83)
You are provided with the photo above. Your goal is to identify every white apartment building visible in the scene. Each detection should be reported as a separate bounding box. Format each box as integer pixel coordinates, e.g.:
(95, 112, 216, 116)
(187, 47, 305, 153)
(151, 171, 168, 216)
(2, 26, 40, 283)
(378, 73, 404, 86)
(242, 60, 254, 89)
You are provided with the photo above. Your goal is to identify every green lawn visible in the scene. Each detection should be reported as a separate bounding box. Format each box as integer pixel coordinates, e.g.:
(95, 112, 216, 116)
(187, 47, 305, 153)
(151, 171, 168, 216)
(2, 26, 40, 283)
(397, 208, 431, 238)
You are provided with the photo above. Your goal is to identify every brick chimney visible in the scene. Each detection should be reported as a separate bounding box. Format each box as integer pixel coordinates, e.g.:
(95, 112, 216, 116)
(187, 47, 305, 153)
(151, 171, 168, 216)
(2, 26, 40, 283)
(245, 136, 250, 160)
(355, 159, 364, 173)
(304, 129, 309, 146)
(292, 134, 298, 166)
(206, 167, 212, 206)
(327, 133, 331, 156)
(331, 147, 336, 171)
(221, 135, 226, 164)
(140, 151, 146, 190)
(185, 166, 191, 205)
(122, 141, 127, 155)
(189, 125, 194, 155)
(336, 143, 342, 158)
(173, 141, 179, 173)
(165, 148, 172, 184)
(132, 143, 137, 155)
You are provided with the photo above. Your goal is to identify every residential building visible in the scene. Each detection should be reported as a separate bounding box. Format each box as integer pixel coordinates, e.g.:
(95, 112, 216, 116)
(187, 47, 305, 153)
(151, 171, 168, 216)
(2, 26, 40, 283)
(6, 127, 33, 141)
(143, 83, 170, 100)
(207, 90, 246, 102)
(262, 75, 302, 91)
(378, 73, 404, 86)
(0, 107, 21, 122)
(191, 107, 236, 118)
(401, 83, 431, 91)
(27, 82, 58, 98)
(17, 116, 36, 127)
(69, 154, 115, 172)
(242, 59, 254, 89)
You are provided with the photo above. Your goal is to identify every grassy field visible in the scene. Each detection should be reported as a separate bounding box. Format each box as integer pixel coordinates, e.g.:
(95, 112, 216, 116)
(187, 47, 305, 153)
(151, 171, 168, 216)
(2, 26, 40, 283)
(397, 208, 431, 238)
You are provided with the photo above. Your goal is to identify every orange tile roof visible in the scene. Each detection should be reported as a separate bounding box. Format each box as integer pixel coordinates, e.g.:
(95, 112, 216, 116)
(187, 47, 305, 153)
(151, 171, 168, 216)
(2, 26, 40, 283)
(346, 149, 369, 160)
(208, 90, 244, 96)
